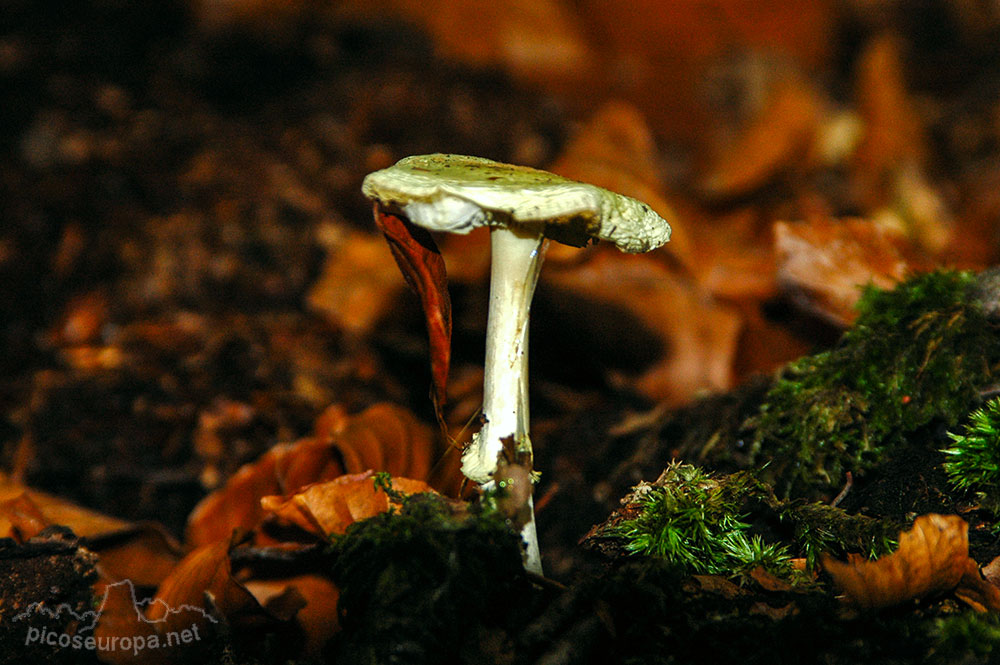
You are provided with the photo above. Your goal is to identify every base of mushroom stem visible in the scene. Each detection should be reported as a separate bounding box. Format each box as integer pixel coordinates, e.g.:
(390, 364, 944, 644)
(480, 478, 543, 576)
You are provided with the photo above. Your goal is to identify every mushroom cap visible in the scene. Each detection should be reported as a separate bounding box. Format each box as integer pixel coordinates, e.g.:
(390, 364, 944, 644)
(362, 153, 671, 253)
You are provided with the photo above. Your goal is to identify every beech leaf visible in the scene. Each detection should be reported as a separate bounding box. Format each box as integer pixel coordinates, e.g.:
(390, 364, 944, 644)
(822, 514, 972, 610)
(372, 203, 452, 422)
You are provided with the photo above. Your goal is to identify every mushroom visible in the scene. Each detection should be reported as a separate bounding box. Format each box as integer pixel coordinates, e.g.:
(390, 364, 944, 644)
(362, 153, 672, 574)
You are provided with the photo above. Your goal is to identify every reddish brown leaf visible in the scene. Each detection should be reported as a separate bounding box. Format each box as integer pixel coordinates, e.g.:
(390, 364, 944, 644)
(0, 492, 48, 542)
(306, 230, 408, 334)
(700, 76, 822, 199)
(774, 217, 917, 326)
(244, 575, 340, 655)
(548, 101, 692, 270)
(373, 203, 452, 420)
(822, 514, 971, 610)
(261, 470, 435, 538)
(955, 557, 1000, 612)
(543, 248, 741, 406)
(186, 403, 450, 547)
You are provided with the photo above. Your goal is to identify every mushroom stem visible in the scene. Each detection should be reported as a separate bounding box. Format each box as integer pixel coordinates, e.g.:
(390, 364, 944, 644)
(463, 225, 547, 575)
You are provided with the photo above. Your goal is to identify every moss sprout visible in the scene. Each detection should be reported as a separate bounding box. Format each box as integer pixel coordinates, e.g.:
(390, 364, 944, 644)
(748, 270, 1000, 498)
(943, 397, 1000, 516)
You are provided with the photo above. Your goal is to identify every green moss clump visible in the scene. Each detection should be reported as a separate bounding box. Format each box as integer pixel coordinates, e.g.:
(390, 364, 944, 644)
(779, 502, 897, 568)
(931, 611, 1000, 660)
(943, 397, 1000, 516)
(749, 270, 1000, 498)
(612, 463, 792, 576)
(327, 490, 537, 664)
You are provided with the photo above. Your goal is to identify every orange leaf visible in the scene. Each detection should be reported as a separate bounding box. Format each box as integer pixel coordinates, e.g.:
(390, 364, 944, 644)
(774, 217, 918, 326)
(822, 514, 971, 610)
(306, 230, 407, 335)
(548, 101, 691, 270)
(700, 77, 822, 199)
(543, 249, 741, 406)
(261, 471, 435, 538)
(244, 575, 340, 655)
(0, 492, 48, 542)
(186, 403, 444, 546)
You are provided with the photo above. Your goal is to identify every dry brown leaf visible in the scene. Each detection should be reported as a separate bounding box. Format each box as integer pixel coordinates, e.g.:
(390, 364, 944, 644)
(0, 473, 132, 537)
(186, 403, 447, 547)
(0, 475, 183, 587)
(372, 205, 453, 418)
(700, 76, 823, 199)
(689, 207, 777, 301)
(954, 557, 1000, 612)
(337, 0, 597, 91)
(774, 217, 916, 325)
(543, 249, 741, 405)
(244, 575, 340, 656)
(91, 524, 185, 589)
(0, 492, 48, 542)
(548, 101, 692, 269)
(822, 514, 971, 610)
(307, 229, 405, 335)
(852, 33, 926, 210)
(576, 0, 835, 142)
(261, 471, 435, 538)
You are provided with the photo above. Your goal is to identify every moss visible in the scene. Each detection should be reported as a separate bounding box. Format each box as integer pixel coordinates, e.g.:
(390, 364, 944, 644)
(942, 397, 1000, 517)
(779, 502, 897, 568)
(327, 490, 539, 664)
(748, 270, 1000, 498)
(931, 611, 1000, 660)
(605, 462, 901, 578)
(610, 463, 792, 577)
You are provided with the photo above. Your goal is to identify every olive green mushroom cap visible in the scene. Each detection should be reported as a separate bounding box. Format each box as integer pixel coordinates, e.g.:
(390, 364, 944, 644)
(362, 153, 671, 253)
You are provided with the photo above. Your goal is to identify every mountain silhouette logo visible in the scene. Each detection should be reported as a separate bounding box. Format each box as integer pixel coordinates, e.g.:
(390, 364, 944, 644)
(13, 579, 218, 632)
(16, 579, 217, 655)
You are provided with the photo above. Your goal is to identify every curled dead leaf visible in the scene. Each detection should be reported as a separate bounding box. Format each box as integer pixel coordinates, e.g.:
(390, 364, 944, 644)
(548, 101, 692, 270)
(543, 249, 741, 406)
(822, 514, 971, 610)
(372, 204, 452, 419)
(187, 403, 447, 547)
(260, 470, 435, 538)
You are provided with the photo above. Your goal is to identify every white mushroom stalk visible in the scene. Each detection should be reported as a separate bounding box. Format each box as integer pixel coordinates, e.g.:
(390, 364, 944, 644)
(362, 154, 672, 577)
(471, 227, 547, 573)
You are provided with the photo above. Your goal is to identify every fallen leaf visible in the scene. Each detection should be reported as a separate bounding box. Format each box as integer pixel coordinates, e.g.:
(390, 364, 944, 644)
(0, 475, 182, 587)
(95, 539, 269, 665)
(852, 33, 926, 210)
(0, 492, 48, 542)
(548, 101, 692, 269)
(373, 204, 452, 418)
(822, 514, 971, 610)
(0, 473, 132, 537)
(337, 0, 597, 92)
(700, 76, 823, 199)
(260, 470, 435, 538)
(954, 557, 1000, 612)
(306, 229, 406, 335)
(542, 249, 742, 405)
(186, 403, 446, 546)
(774, 217, 916, 325)
(244, 575, 340, 655)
